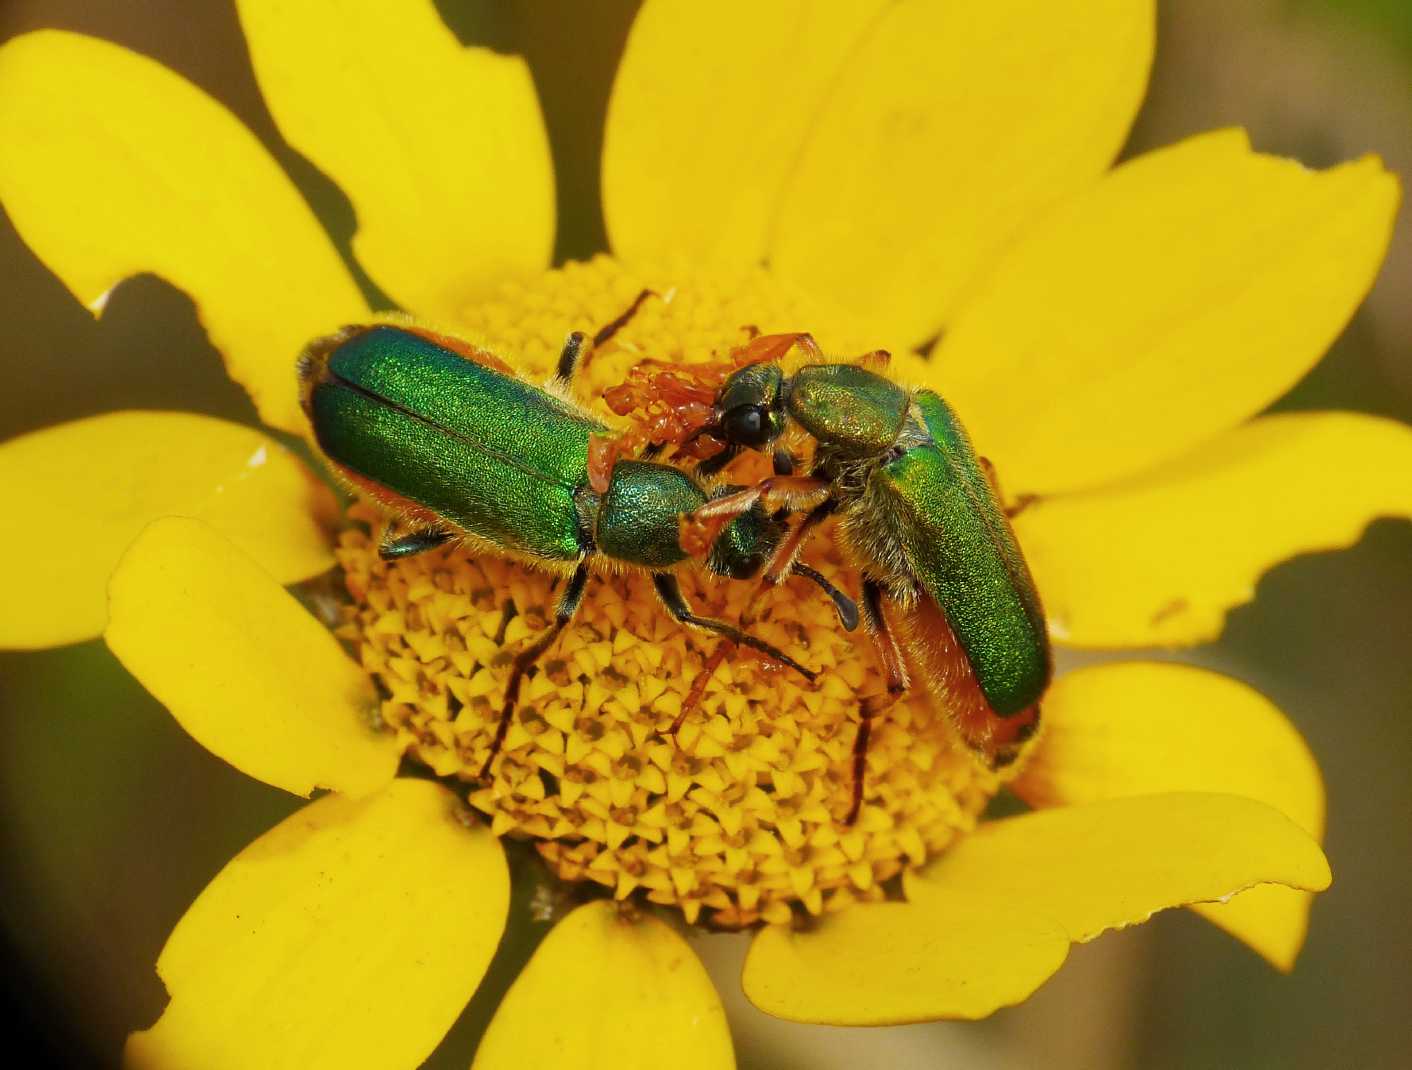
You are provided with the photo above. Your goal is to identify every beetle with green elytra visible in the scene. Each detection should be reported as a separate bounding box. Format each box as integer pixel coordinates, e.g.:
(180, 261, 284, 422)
(606, 330, 1053, 822)
(297, 298, 859, 778)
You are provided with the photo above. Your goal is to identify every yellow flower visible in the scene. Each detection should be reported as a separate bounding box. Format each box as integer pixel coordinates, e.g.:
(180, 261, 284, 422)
(0, 1, 1402, 1067)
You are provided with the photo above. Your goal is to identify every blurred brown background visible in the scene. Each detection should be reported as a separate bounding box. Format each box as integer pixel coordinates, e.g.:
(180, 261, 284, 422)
(1, 2, 1408, 1067)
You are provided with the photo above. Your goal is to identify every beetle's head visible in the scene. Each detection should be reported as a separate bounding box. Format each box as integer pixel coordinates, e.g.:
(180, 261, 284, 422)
(711, 362, 786, 450)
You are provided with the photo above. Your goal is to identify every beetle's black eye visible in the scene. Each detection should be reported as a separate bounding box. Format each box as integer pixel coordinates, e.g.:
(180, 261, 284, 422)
(721, 405, 773, 447)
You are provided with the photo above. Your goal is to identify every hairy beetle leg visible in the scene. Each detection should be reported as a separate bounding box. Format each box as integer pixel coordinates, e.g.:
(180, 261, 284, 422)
(666, 504, 855, 749)
(735, 331, 823, 365)
(555, 288, 660, 395)
(593, 288, 658, 349)
(681, 475, 832, 557)
(651, 575, 814, 681)
(847, 580, 911, 825)
(553, 330, 589, 386)
(668, 640, 734, 744)
(379, 527, 455, 560)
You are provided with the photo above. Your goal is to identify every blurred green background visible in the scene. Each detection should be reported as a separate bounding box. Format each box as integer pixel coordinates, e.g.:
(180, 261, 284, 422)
(1, 2, 1408, 1067)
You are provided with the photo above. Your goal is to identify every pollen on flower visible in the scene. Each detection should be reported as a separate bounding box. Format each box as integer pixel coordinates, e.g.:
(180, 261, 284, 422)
(332, 256, 1003, 928)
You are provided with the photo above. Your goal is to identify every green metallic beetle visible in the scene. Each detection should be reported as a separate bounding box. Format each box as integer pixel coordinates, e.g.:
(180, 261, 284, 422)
(297, 308, 858, 777)
(607, 331, 1052, 822)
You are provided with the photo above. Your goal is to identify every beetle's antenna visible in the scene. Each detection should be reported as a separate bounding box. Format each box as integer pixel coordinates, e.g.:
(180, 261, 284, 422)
(792, 562, 860, 631)
(592, 288, 658, 348)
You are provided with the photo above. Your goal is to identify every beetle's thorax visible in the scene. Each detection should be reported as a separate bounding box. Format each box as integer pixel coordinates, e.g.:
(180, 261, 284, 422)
(784, 363, 912, 458)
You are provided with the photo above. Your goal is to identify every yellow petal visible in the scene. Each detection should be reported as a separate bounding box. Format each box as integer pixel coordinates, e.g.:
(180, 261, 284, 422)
(936, 129, 1400, 496)
(105, 516, 398, 797)
(1013, 663, 1324, 968)
(606, 0, 1152, 346)
(1187, 882, 1316, 973)
(1014, 665, 1324, 835)
(1015, 412, 1412, 647)
(770, 0, 1156, 345)
(236, 0, 553, 322)
(605, 1, 892, 273)
(0, 31, 368, 434)
(473, 901, 733, 1069)
(126, 780, 508, 1070)
(911, 793, 1329, 944)
(0, 412, 336, 650)
(742, 890, 1069, 1025)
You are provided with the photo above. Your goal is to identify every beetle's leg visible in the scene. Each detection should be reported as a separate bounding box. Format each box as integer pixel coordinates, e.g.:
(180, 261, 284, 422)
(554, 330, 589, 385)
(492, 597, 517, 645)
(681, 475, 832, 556)
(792, 563, 859, 632)
(667, 502, 853, 742)
(759, 496, 858, 636)
(660, 566, 816, 743)
(855, 348, 891, 371)
(978, 454, 1040, 519)
(479, 563, 590, 779)
(651, 574, 815, 682)
(593, 288, 658, 348)
(555, 288, 660, 390)
(671, 640, 734, 742)
(978, 456, 998, 491)
(859, 582, 910, 710)
(693, 475, 832, 519)
(693, 443, 739, 480)
(586, 433, 619, 494)
(733, 331, 824, 365)
(379, 527, 454, 561)
(847, 579, 911, 824)
(761, 498, 833, 584)
(1004, 493, 1040, 519)
(587, 432, 672, 497)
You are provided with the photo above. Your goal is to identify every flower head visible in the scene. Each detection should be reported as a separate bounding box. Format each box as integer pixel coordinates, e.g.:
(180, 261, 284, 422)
(333, 258, 1000, 929)
(0, 1, 1401, 1066)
